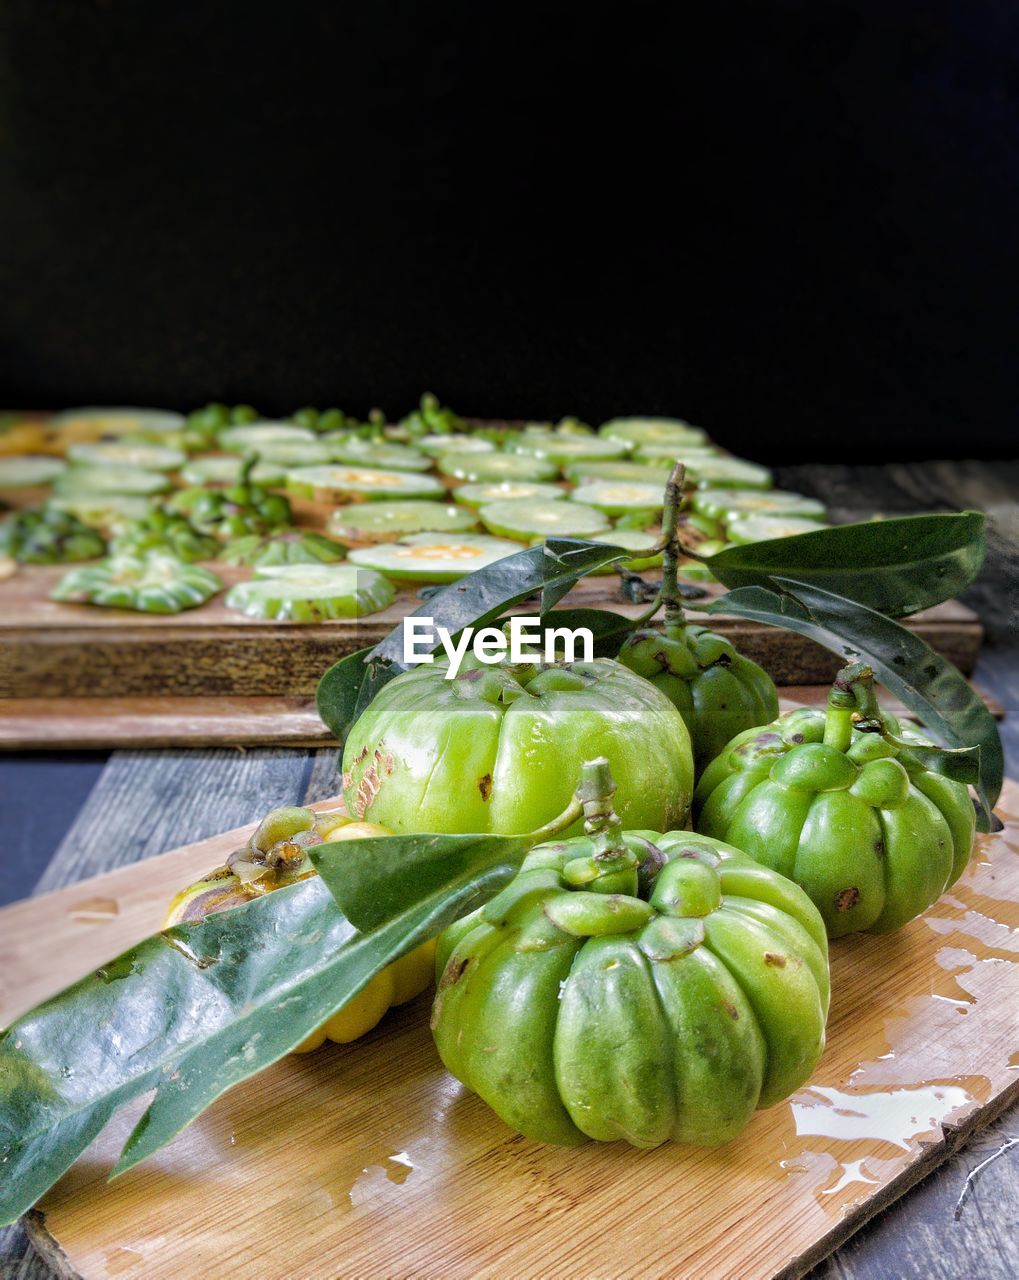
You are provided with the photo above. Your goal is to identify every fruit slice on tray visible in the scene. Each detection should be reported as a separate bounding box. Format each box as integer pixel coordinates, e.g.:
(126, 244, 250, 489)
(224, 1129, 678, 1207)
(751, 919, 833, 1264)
(66, 441, 187, 472)
(348, 532, 520, 582)
(180, 456, 288, 488)
(478, 498, 610, 541)
(327, 499, 479, 544)
(222, 530, 348, 566)
(509, 433, 629, 465)
(242, 440, 335, 467)
(684, 456, 773, 488)
(51, 552, 223, 613)
(415, 433, 497, 457)
(436, 452, 558, 483)
(589, 529, 664, 571)
(691, 487, 827, 523)
(286, 465, 445, 502)
(47, 494, 156, 529)
(0, 456, 68, 488)
(54, 466, 173, 497)
(218, 422, 318, 452)
(225, 564, 396, 621)
(563, 459, 673, 485)
(453, 480, 565, 509)
(50, 408, 186, 441)
(324, 436, 433, 472)
(631, 442, 719, 464)
(726, 515, 833, 544)
(598, 417, 709, 448)
(570, 480, 666, 516)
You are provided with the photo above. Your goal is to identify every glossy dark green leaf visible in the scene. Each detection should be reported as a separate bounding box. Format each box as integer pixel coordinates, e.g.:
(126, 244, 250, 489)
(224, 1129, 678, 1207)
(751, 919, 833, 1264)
(315, 539, 628, 741)
(0, 877, 432, 1218)
(705, 512, 986, 617)
(311, 830, 533, 934)
(695, 578, 1002, 828)
(535, 606, 643, 657)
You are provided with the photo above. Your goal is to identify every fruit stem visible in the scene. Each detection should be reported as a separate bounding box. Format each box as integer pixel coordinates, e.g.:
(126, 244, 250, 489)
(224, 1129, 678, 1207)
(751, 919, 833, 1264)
(824, 662, 877, 751)
(659, 462, 688, 632)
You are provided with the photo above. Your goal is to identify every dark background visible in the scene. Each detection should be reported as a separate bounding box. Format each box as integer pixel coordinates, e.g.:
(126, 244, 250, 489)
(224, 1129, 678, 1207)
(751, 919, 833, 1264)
(1, 1, 1016, 461)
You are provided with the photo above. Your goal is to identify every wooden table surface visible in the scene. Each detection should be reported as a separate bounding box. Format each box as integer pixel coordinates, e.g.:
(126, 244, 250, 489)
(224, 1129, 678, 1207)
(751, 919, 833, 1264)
(1, 460, 1017, 1280)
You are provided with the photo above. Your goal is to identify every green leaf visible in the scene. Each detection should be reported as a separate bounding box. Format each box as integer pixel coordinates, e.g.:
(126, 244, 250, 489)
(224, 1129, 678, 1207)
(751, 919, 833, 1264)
(311, 830, 533, 934)
(0, 878, 426, 1220)
(535, 607, 644, 657)
(695, 578, 1002, 828)
(315, 539, 628, 740)
(704, 512, 986, 617)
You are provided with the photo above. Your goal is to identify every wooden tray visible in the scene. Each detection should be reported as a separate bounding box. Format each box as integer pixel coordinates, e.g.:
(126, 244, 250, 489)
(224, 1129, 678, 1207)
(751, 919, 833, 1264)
(2, 780, 1017, 1280)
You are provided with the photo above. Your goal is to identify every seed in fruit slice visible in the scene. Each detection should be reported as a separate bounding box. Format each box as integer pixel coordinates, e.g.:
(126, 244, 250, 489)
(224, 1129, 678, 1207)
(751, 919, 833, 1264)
(726, 515, 831, 544)
(692, 487, 827, 523)
(54, 466, 173, 497)
(324, 436, 433, 472)
(686, 456, 772, 489)
(598, 417, 709, 448)
(563, 459, 672, 485)
(348, 532, 520, 582)
(0, 456, 67, 488)
(478, 499, 609, 541)
(454, 480, 565, 510)
(50, 408, 186, 440)
(589, 530, 664, 572)
(225, 565, 395, 621)
(218, 422, 318, 452)
(52, 552, 222, 613)
(415, 434, 496, 457)
(180, 456, 287, 487)
(67, 442, 187, 471)
(327, 499, 478, 544)
(286, 465, 445, 502)
(509, 433, 628, 465)
(437, 452, 558, 483)
(570, 481, 665, 516)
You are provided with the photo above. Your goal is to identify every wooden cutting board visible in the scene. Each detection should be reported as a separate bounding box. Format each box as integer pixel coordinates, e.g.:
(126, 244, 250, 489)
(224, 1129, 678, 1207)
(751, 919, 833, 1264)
(2, 781, 1018, 1280)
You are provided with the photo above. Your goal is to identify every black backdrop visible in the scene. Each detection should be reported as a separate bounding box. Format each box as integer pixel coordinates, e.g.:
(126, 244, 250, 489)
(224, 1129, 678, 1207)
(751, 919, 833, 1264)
(1, 1, 1016, 460)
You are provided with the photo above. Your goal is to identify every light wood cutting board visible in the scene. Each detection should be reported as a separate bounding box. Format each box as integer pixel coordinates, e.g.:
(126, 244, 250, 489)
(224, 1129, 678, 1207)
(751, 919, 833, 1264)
(2, 786, 1017, 1280)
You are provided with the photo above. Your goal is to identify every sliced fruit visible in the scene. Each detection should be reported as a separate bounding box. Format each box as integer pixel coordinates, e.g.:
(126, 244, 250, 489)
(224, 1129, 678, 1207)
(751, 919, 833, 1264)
(246, 440, 335, 467)
(691, 487, 827, 523)
(51, 553, 223, 613)
(54, 466, 173, 497)
(589, 529, 663, 572)
(632, 442, 719, 464)
(47, 494, 155, 529)
(50, 408, 186, 441)
(478, 498, 609, 541)
(570, 480, 665, 516)
(726, 515, 832, 544)
(0, 456, 67, 488)
(67, 441, 187, 471)
(222, 530, 347, 566)
(225, 565, 395, 621)
(348, 532, 520, 582)
(327, 499, 478, 544)
(509, 433, 628, 465)
(454, 480, 565, 510)
(180, 456, 287, 488)
(324, 436, 433, 472)
(563, 459, 672, 485)
(415, 434, 497, 457)
(218, 422, 318, 452)
(685, 456, 772, 488)
(286, 465, 445, 502)
(598, 417, 709, 448)
(110, 510, 219, 562)
(436, 452, 558, 483)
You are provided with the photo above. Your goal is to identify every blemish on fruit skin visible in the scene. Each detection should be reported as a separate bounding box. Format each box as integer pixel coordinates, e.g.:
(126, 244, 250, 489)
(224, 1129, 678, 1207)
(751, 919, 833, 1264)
(835, 887, 861, 912)
(478, 773, 493, 801)
(723, 1000, 740, 1020)
(764, 952, 787, 967)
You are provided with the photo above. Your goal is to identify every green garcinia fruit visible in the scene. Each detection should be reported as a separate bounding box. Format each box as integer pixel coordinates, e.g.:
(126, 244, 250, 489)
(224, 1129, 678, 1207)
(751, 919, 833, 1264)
(619, 619, 779, 774)
(222, 530, 347, 566)
(693, 664, 977, 937)
(431, 818, 828, 1147)
(52, 552, 223, 613)
(169, 456, 293, 537)
(341, 657, 694, 835)
(110, 509, 220, 562)
(225, 564, 395, 621)
(0, 507, 106, 564)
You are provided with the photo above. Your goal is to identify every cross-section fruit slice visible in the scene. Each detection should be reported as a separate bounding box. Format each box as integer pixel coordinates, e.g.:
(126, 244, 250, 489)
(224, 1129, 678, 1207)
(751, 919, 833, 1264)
(286, 465, 445, 501)
(589, 530, 664, 571)
(570, 480, 666, 516)
(50, 408, 186, 441)
(327, 499, 478, 544)
(478, 498, 609, 541)
(691, 487, 827, 523)
(631, 442, 719, 464)
(685, 456, 772, 488)
(225, 565, 395, 621)
(66, 442, 187, 471)
(218, 422, 318, 452)
(415, 434, 497, 457)
(509, 433, 629, 465)
(563, 459, 672, 485)
(180, 456, 288, 487)
(436, 452, 558, 483)
(54, 466, 173, 497)
(324, 436, 433, 472)
(726, 515, 832, 544)
(348, 532, 520, 582)
(453, 480, 565, 509)
(51, 553, 223, 613)
(598, 417, 709, 448)
(47, 494, 155, 529)
(0, 456, 67, 488)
